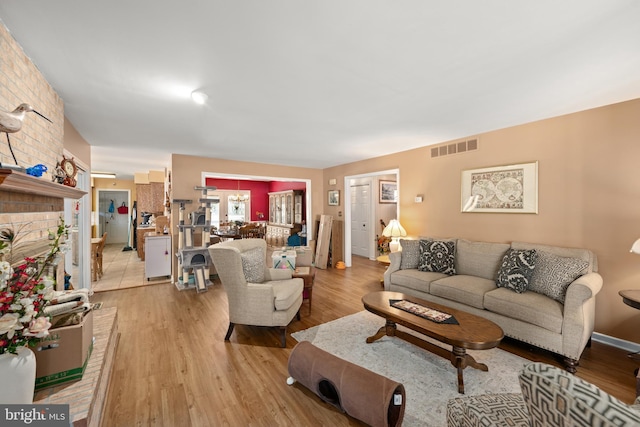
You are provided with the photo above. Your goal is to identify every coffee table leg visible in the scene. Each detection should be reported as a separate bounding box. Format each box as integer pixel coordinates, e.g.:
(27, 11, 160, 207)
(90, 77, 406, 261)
(452, 346, 489, 394)
(366, 319, 397, 343)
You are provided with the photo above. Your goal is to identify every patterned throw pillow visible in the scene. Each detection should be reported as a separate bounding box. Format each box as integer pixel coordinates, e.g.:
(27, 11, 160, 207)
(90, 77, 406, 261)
(496, 249, 537, 293)
(418, 240, 456, 275)
(240, 247, 265, 283)
(399, 239, 421, 270)
(529, 251, 588, 303)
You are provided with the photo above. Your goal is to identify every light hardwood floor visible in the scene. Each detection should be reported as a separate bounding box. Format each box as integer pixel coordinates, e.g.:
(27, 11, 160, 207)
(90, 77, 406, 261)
(92, 255, 639, 426)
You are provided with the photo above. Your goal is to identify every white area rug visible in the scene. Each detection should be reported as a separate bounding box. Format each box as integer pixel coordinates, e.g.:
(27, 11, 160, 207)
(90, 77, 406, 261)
(291, 311, 528, 427)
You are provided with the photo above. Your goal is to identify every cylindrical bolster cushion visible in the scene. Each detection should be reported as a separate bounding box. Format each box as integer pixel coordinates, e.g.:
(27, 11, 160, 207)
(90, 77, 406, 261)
(288, 341, 405, 427)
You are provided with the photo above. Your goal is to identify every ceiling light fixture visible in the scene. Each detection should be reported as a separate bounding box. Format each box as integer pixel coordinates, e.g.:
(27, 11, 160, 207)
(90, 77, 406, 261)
(229, 180, 249, 202)
(91, 172, 116, 179)
(191, 90, 208, 105)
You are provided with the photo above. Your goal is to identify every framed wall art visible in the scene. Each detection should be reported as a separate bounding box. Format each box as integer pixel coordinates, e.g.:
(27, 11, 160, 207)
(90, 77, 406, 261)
(461, 161, 538, 213)
(328, 190, 340, 206)
(379, 180, 397, 203)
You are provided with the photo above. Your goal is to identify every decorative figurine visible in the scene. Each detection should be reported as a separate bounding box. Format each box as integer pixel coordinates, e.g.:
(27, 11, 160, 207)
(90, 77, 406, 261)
(26, 163, 47, 177)
(0, 103, 53, 168)
(51, 161, 66, 184)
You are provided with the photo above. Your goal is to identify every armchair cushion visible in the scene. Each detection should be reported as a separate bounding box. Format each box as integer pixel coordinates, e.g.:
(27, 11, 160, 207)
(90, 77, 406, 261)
(240, 246, 265, 283)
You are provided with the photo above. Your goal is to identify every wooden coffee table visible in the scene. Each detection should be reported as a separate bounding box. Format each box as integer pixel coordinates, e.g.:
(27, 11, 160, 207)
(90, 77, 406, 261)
(362, 291, 504, 394)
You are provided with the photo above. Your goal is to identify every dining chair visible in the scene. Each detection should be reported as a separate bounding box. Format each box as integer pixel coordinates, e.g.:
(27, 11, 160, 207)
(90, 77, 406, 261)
(96, 232, 107, 278)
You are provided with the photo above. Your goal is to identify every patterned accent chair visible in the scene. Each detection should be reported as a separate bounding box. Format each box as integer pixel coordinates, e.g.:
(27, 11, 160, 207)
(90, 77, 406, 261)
(447, 362, 640, 427)
(208, 238, 303, 347)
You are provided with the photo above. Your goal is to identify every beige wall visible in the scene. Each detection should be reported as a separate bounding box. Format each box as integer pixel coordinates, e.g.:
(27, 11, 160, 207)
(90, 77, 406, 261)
(170, 154, 324, 274)
(63, 118, 91, 167)
(323, 98, 640, 342)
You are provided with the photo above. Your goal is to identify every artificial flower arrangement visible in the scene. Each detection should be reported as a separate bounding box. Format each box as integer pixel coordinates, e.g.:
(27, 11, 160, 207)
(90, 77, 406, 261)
(0, 218, 68, 355)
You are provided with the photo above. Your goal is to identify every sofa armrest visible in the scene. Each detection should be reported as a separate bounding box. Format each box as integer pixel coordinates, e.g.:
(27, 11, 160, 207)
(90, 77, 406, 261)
(383, 251, 402, 290)
(561, 272, 603, 360)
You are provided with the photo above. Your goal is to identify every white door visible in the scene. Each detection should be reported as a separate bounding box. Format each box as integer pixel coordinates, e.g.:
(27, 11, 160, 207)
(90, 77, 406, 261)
(350, 183, 370, 257)
(98, 190, 130, 244)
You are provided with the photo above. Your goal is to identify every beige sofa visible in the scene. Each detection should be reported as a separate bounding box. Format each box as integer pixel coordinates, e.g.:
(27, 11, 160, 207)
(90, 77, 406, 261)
(384, 238, 603, 372)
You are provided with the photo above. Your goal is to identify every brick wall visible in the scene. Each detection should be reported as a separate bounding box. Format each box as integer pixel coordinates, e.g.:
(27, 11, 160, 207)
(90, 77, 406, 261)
(1, 21, 65, 243)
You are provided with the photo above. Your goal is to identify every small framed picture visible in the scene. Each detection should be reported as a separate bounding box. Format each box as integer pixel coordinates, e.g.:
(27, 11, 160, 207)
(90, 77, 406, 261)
(328, 190, 340, 206)
(379, 180, 397, 203)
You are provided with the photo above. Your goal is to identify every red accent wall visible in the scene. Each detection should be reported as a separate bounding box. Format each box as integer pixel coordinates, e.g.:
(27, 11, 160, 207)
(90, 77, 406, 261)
(204, 178, 305, 222)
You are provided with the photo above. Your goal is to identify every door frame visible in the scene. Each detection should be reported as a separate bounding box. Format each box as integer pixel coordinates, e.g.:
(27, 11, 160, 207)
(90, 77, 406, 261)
(95, 189, 132, 245)
(344, 168, 399, 267)
(201, 171, 313, 241)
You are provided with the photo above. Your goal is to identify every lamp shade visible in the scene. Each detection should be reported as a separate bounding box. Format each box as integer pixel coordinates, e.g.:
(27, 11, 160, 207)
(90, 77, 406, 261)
(631, 238, 640, 254)
(382, 220, 406, 238)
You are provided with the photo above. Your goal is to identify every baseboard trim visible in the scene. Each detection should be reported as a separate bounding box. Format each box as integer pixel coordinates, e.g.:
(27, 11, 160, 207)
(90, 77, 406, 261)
(592, 332, 640, 353)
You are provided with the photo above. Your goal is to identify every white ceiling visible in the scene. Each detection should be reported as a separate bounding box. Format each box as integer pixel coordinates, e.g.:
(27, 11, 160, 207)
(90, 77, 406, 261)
(1, 1, 639, 180)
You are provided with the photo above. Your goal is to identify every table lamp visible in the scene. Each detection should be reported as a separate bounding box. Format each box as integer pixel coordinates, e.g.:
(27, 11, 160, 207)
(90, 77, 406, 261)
(382, 219, 406, 252)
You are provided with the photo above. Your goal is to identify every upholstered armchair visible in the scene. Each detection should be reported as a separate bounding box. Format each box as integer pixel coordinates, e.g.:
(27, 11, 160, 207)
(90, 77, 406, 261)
(447, 362, 640, 427)
(208, 238, 303, 347)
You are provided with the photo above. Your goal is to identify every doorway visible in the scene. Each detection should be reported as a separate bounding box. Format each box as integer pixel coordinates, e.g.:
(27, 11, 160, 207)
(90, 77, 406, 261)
(344, 169, 399, 267)
(350, 181, 371, 257)
(96, 189, 131, 245)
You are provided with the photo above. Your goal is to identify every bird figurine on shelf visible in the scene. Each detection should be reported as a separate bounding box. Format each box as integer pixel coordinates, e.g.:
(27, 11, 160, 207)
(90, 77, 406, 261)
(0, 103, 53, 170)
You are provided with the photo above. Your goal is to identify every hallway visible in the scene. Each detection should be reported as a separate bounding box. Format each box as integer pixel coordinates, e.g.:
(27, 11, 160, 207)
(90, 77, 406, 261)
(91, 243, 170, 292)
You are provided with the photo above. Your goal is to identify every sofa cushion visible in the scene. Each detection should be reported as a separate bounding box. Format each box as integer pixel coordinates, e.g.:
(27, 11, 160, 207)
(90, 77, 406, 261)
(241, 246, 266, 283)
(455, 239, 510, 280)
(496, 249, 537, 293)
(389, 269, 448, 293)
(430, 275, 497, 309)
(484, 288, 563, 333)
(418, 240, 456, 275)
(399, 239, 421, 270)
(529, 251, 589, 303)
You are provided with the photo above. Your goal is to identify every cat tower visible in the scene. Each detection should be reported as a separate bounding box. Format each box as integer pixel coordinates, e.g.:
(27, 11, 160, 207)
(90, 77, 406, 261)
(174, 186, 217, 293)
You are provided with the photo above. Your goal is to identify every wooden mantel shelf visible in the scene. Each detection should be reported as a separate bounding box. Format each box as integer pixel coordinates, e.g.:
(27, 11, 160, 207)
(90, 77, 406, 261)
(0, 168, 86, 200)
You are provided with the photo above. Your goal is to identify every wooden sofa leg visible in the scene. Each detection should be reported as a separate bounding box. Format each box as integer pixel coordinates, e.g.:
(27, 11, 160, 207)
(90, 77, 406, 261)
(224, 323, 235, 341)
(563, 358, 579, 374)
(296, 309, 301, 321)
(280, 326, 287, 348)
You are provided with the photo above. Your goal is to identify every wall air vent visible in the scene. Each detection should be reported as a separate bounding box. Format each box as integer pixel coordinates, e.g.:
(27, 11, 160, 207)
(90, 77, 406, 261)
(430, 138, 479, 158)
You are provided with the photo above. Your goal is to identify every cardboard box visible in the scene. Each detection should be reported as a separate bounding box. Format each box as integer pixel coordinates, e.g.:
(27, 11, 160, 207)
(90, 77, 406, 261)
(272, 250, 296, 270)
(293, 246, 314, 266)
(30, 310, 94, 391)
